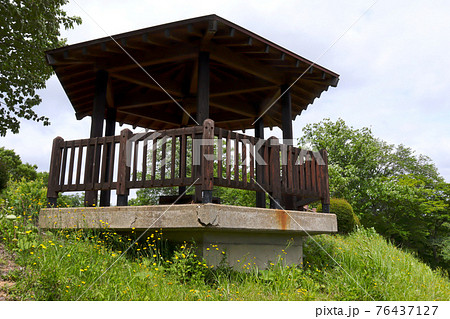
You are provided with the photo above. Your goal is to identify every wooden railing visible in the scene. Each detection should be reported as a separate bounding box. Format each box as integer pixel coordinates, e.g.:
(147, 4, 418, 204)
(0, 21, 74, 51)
(47, 119, 330, 211)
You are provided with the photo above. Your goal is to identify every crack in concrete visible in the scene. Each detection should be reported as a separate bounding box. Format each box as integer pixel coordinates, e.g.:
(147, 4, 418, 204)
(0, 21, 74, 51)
(196, 209, 219, 227)
(130, 215, 138, 228)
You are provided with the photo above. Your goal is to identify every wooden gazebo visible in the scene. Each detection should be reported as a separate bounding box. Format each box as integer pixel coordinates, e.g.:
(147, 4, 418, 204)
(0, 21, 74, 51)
(45, 15, 339, 212)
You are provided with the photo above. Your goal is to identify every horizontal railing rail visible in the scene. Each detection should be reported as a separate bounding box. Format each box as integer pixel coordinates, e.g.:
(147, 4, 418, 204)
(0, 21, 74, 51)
(47, 119, 330, 211)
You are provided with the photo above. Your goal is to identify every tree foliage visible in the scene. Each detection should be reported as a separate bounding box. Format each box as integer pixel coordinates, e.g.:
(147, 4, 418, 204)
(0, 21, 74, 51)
(0, 146, 38, 183)
(300, 118, 450, 270)
(0, 0, 81, 136)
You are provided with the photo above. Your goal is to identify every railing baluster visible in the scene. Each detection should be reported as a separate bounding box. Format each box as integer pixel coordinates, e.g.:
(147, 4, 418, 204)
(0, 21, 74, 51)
(299, 151, 305, 191)
(68, 140, 75, 187)
(133, 139, 139, 182)
(217, 128, 222, 181)
(76, 142, 83, 187)
(60, 143, 68, 187)
(181, 134, 186, 183)
(171, 134, 176, 183)
(242, 139, 247, 187)
(234, 133, 239, 184)
(263, 140, 269, 189)
(92, 138, 100, 189)
(315, 152, 322, 196)
(287, 145, 293, 194)
(161, 136, 167, 182)
(293, 148, 299, 193)
(190, 133, 195, 181)
(151, 136, 157, 182)
(226, 131, 231, 186)
(142, 137, 147, 184)
(100, 139, 108, 186)
(108, 139, 116, 188)
(249, 136, 254, 186)
(305, 151, 311, 191)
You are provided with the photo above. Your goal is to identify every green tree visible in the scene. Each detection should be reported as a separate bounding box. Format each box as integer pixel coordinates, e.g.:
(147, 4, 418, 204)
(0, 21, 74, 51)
(0, 158, 8, 192)
(0, 147, 38, 182)
(0, 146, 39, 184)
(299, 118, 450, 270)
(0, 0, 81, 136)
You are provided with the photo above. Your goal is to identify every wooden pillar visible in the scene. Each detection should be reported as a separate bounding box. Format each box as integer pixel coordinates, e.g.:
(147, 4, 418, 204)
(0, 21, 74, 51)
(281, 84, 293, 143)
(195, 51, 211, 202)
(85, 70, 108, 207)
(280, 84, 295, 210)
(255, 118, 266, 208)
(99, 107, 116, 207)
(196, 51, 210, 123)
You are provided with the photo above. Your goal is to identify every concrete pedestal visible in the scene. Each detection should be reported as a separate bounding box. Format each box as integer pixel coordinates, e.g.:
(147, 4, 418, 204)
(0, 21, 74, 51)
(200, 231, 304, 269)
(39, 203, 337, 269)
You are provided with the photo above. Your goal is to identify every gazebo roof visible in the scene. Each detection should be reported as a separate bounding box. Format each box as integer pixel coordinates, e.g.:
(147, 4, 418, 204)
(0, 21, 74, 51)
(46, 14, 339, 131)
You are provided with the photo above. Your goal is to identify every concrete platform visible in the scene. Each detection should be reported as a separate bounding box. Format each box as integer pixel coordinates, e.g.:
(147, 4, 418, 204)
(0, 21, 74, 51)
(39, 204, 337, 269)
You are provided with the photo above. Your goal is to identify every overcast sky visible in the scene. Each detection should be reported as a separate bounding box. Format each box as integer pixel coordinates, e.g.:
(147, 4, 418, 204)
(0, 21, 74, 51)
(2, 0, 450, 182)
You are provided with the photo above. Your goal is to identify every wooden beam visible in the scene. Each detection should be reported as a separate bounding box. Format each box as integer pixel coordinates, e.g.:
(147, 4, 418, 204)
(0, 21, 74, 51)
(200, 20, 218, 48)
(107, 44, 198, 73)
(119, 109, 181, 126)
(206, 42, 284, 84)
(109, 72, 182, 97)
(116, 98, 183, 110)
(210, 97, 257, 118)
(215, 118, 253, 126)
(210, 84, 278, 98)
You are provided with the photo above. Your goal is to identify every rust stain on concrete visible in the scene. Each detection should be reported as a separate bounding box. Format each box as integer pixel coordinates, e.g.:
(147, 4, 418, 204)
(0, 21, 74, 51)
(275, 209, 290, 230)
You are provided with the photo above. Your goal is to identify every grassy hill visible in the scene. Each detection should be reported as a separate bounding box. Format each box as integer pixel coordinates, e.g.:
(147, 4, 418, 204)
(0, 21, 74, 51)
(0, 212, 448, 300)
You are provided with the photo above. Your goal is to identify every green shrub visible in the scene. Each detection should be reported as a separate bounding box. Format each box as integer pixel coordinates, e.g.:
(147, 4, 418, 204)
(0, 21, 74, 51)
(318, 198, 360, 234)
(1, 176, 47, 223)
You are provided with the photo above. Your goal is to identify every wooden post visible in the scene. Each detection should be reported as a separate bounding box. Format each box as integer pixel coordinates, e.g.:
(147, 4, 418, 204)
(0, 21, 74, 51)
(85, 70, 108, 206)
(269, 137, 281, 209)
(280, 84, 295, 210)
(320, 149, 330, 213)
(195, 51, 210, 202)
(100, 107, 116, 206)
(201, 119, 214, 203)
(281, 84, 293, 143)
(196, 51, 210, 123)
(255, 118, 266, 208)
(178, 134, 186, 195)
(117, 128, 133, 206)
(47, 136, 64, 207)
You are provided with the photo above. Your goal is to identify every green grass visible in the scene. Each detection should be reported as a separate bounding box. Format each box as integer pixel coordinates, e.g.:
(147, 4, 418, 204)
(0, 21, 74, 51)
(1, 214, 449, 301)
